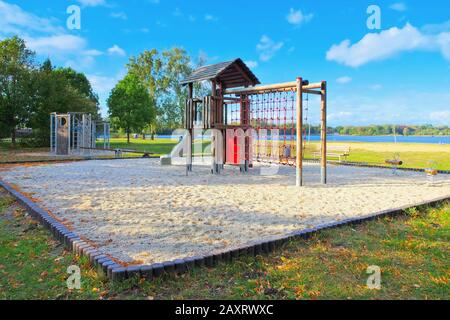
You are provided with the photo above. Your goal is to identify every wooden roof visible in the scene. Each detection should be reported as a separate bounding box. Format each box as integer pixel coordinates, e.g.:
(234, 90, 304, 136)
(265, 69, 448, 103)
(180, 58, 260, 89)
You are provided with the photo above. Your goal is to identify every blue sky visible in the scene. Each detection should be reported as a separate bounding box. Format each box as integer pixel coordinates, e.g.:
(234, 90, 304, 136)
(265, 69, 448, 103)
(1, 0, 449, 126)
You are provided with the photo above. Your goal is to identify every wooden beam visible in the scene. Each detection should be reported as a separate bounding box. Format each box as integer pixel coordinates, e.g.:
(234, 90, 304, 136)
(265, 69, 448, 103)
(225, 81, 297, 95)
(187, 83, 193, 99)
(302, 82, 322, 90)
(222, 97, 241, 102)
(224, 81, 322, 95)
(231, 63, 253, 85)
(187, 83, 194, 172)
(320, 81, 327, 184)
(296, 77, 303, 187)
(302, 89, 321, 95)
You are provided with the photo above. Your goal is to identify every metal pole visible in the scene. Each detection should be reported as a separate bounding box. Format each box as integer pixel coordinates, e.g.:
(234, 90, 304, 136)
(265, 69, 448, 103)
(50, 114, 54, 153)
(68, 114, 71, 154)
(296, 77, 303, 187)
(55, 115, 58, 154)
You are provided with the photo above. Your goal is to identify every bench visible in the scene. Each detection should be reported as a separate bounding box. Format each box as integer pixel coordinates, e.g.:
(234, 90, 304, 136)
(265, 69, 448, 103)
(114, 149, 152, 158)
(312, 145, 350, 162)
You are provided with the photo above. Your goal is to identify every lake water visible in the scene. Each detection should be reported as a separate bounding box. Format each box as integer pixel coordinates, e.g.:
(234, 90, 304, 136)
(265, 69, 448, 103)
(155, 134, 450, 145)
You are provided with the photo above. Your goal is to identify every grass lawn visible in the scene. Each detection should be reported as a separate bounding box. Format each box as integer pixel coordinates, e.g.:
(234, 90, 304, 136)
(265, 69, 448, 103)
(2, 138, 450, 171)
(303, 141, 450, 171)
(1, 188, 448, 300)
(103, 137, 208, 156)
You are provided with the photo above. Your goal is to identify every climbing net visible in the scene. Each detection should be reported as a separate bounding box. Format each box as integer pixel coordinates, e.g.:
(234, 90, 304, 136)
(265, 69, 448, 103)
(226, 89, 311, 166)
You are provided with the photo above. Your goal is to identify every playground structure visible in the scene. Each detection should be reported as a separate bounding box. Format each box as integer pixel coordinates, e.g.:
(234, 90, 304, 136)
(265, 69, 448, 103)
(50, 112, 110, 156)
(181, 59, 328, 186)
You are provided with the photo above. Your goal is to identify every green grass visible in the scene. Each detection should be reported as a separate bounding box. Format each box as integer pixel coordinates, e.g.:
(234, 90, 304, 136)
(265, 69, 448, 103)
(1, 189, 448, 300)
(102, 137, 210, 157)
(0, 137, 203, 163)
(303, 142, 450, 171)
(99, 138, 177, 155)
(2, 138, 450, 171)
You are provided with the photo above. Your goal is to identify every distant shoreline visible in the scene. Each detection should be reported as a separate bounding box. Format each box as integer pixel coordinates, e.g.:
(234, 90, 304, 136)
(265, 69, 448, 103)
(330, 134, 450, 138)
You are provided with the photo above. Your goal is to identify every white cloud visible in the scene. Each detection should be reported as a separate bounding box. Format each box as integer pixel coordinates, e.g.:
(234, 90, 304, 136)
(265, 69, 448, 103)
(83, 49, 103, 56)
(257, 35, 284, 62)
(326, 23, 450, 67)
(327, 92, 450, 126)
(107, 45, 126, 57)
(245, 60, 258, 68)
(205, 14, 218, 22)
(286, 8, 313, 26)
(389, 2, 407, 12)
(336, 76, 352, 84)
(66, 55, 96, 69)
(26, 35, 87, 55)
(328, 112, 353, 122)
(77, 0, 106, 7)
(110, 12, 127, 20)
(87, 74, 119, 95)
(0, 0, 62, 35)
(87, 69, 127, 116)
(437, 32, 450, 59)
(430, 111, 450, 123)
(195, 50, 218, 66)
(422, 20, 450, 33)
(0, 1, 104, 70)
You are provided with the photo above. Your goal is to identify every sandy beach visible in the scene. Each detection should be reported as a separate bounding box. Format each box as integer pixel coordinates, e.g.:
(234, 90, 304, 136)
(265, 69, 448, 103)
(1, 159, 449, 265)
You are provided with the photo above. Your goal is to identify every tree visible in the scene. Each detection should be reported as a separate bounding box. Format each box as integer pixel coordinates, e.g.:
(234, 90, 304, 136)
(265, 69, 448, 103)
(107, 73, 155, 143)
(0, 36, 35, 147)
(54, 67, 100, 117)
(127, 48, 193, 134)
(27, 59, 99, 145)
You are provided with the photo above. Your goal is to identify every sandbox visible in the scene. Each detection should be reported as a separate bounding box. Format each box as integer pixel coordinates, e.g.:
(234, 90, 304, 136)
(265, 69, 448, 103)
(1, 159, 450, 266)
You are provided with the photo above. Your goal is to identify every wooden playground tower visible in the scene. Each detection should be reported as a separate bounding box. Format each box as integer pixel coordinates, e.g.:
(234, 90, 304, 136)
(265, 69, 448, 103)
(181, 59, 328, 186)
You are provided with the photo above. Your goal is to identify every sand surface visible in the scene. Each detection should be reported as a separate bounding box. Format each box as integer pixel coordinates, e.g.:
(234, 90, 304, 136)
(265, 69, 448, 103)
(1, 159, 449, 265)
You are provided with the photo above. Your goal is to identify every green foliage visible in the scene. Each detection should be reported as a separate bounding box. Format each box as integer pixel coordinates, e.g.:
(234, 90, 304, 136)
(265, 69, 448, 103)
(107, 73, 155, 142)
(0, 36, 35, 145)
(127, 48, 192, 131)
(1, 190, 448, 300)
(27, 60, 99, 146)
(332, 124, 449, 136)
(0, 36, 101, 147)
(53, 67, 100, 111)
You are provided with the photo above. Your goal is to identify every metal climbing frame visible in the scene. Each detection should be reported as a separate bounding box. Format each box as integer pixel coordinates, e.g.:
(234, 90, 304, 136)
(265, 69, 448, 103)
(50, 112, 110, 155)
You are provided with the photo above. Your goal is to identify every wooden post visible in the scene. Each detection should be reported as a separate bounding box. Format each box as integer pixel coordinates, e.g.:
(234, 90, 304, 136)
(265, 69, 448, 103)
(187, 83, 194, 172)
(296, 77, 303, 187)
(320, 81, 327, 184)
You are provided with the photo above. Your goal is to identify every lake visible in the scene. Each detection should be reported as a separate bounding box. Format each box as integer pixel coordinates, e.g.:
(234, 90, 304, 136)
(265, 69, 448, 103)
(155, 134, 450, 145)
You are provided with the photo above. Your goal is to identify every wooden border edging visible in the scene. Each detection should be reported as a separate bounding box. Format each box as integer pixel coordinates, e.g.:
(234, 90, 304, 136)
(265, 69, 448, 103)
(0, 156, 160, 166)
(0, 178, 449, 283)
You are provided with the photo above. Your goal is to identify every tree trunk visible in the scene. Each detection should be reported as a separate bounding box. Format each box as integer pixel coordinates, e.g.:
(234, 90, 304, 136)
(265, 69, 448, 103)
(142, 133, 146, 140)
(11, 128, 16, 148)
(127, 131, 130, 144)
